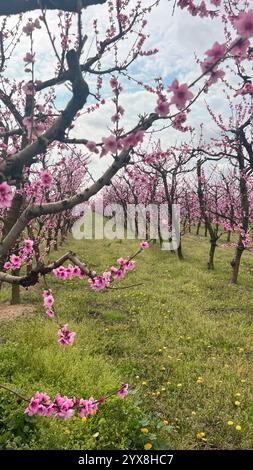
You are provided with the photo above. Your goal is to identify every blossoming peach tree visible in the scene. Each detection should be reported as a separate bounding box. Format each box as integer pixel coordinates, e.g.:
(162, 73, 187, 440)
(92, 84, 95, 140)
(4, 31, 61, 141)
(0, 0, 252, 420)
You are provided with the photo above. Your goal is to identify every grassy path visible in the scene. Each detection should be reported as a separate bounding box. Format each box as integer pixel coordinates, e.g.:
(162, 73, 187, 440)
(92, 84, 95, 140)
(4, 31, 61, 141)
(0, 235, 253, 449)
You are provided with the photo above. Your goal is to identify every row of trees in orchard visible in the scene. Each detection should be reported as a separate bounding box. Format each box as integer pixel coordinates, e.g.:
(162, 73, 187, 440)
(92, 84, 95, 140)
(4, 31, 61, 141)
(0, 0, 253, 417)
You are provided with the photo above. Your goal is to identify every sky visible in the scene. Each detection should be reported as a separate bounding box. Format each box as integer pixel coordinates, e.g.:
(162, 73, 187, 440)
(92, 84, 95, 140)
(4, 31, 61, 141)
(1, 0, 248, 178)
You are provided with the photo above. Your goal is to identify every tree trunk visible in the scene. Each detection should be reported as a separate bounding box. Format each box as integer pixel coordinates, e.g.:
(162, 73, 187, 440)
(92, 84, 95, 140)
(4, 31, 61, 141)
(196, 221, 201, 236)
(230, 243, 244, 284)
(11, 271, 20, 305)
(208, 241, 216, 270)
(227, 231, 231, 243)
(177, 241, 184, 260)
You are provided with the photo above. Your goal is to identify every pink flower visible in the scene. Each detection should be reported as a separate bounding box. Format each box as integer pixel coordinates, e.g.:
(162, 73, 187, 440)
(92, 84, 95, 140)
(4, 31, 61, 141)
(102, 135, 118, 155)
(4, 261, 12, 270)
(169, 80, 193, 110)
(125, 260, 136, 271)
(78, 398, 98, 418)
(205, 41, 226, 63)
(235, 10, 253, 38)
(23, 239, 33, 254)
(10, 255, 22, 270)
(211, 0, 221, 6)
(58, 324, 76, 347)
(0, 182, 12, 209)
(118, 383, 129, 399)
(40, 170, 53, 188)
(46, 309, 55, 318)
(155, 100, 170, 117)
(43, 290, 54, 309)
(86, 141, 99, 154)
(140, 240, 149, 250)
(23, 52, 35, 63)
(110, 78, 119, 89)
(117, 257, 127, 267)
(111, 113, 120, 122)
(230, 37, 250, 57)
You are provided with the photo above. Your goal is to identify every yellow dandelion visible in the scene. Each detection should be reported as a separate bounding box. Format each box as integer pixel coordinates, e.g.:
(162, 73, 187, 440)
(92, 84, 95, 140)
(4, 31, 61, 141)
(197, 432, 205, 440)
(144, 443, 152, 450)
(163, 420, 169, 425)
(177, 383, 182, 388)
(235, 393, 241, 398)
(81, 417, 87, 423)
(235, 425, 241, 432)
(227, 420, 234, 426)
(158, 348, 163, 353)
(140, 428, 149, 433)
(142, 381, 147, 386)
(160, 367, 166, 372)
(191, 411, 196, 416)
(235, 401, 241, 407)
(240, 379, 246, 384)
(197, 377, 204, 384)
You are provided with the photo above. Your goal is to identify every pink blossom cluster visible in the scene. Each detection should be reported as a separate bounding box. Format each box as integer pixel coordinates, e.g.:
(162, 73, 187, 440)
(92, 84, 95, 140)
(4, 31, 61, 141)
(88, 258, 136, 292)
(57, 324, 76, 347)
(0, 182, 12, 210)
(177, 0, 219, 18)
(25, 384, 129, 419)
(53, 265, 85, 281)
(4, 239, 34, 271)
(23, 18, 41, 36)
(43, 290, 55, 318)
(101, 131, 144, 157)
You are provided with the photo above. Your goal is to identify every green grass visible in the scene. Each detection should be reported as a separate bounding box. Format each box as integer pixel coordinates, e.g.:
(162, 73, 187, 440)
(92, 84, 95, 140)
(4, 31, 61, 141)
(0, 233, 253, 449)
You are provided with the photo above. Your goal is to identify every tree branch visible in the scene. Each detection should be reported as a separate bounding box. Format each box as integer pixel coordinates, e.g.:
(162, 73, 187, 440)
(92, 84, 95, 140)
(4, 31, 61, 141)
(0, 1, 107, 16)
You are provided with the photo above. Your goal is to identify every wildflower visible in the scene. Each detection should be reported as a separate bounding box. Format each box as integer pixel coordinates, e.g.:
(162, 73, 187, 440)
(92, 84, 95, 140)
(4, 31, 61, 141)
(234, 401, 241, 407)
(227, 420, 234, 426)
(177, 383, 182, 388)
(144, 443, 152, 450)
(163, 420, 169, 425)
(197, 377, 204, 384)
(235, 425, 242, 432)
(192, 411, 196, 416)
(196, 432, 206, 440)
(81, 417, 87, 423)
(140, 428, 149, 433)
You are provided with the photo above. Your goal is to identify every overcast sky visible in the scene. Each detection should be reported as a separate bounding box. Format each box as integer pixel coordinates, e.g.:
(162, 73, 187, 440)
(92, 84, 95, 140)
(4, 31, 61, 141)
(2, 0, 247, 177)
